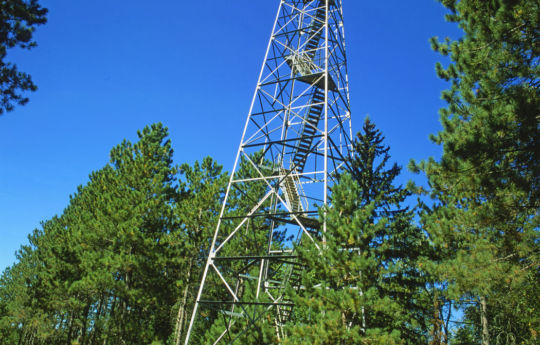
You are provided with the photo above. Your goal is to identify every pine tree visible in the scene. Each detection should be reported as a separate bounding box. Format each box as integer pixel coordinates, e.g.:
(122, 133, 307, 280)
(0, 123, 281, 344)
(0, 123, 182, 345)
(89, 122, 178, 344)
(411, 0, 539, 344)
(170, 157, 228, 345)
(285, 119, 430, 344)
(0, 0, 48, 114)
(0, 242, 52, 344)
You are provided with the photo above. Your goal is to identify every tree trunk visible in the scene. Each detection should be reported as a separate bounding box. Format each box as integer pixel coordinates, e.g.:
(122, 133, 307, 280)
(17, 325, 24, 345)
(119, 271, 131, 345)
(56, 313, 65, 336)
(119, 298, 128, 345)
(80, 301, 91, 345)
(90, 296, 105, 345)
(67, 313, 75, 345)
(443, 300, 451, 345)
(104, 295, 117, 345)
(480, 296, 489, 345)
(174, 258, 194, 345)
(430, 291, 444, 345)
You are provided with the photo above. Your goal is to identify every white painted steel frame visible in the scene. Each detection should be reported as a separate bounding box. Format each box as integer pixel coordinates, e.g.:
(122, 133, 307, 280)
(184, 1, 352, 343)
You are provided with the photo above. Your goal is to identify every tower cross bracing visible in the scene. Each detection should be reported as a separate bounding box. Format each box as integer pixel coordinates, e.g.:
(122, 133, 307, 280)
(184, 0, 352, 343)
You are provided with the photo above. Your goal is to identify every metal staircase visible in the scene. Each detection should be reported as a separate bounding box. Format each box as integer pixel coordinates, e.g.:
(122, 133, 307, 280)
(287, 0, 338, 91)
(276, 260, 304, 325)
(276, 4, 330, 322)
(280, 168, 304, 214)
(280, 0, 332, 217)
(292, 88, 325, 174)
(304, 3, 326, 60)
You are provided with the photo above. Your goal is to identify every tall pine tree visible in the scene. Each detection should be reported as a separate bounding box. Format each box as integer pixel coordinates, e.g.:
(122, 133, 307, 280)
(0, 123, 182, 345)
(170, 157, 228, 345)
(412, 0, 539, 343)
(285, 118, 430, 344)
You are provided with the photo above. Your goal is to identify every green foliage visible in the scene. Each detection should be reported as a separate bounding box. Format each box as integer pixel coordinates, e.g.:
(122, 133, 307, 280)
(0, 123, 274, 344)
(285, 119, 431, 345)
(199, 282, 278, 345)
(171, 156, 228, 344)
(412, 0, 539, 343)
(0, 0, 47, 114)
(0, 123, 181, 344)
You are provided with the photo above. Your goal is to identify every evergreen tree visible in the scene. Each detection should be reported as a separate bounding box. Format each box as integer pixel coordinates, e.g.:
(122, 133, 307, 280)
(411, 0, 539, 344)
(0, 123, 182, 345)
(0, 124, 282, 345)
(171, 157, 228, 345)
(0, 242, 52, 344)
(0, 0, 47, 114)
(285, 119, 430, 344)
(81, 122, 178, 344)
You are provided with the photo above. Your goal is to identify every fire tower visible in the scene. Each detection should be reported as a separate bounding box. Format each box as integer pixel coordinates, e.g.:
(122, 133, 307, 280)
(184, 0, 352, 343)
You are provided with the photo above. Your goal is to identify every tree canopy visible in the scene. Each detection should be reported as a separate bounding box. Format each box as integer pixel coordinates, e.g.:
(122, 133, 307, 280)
(0, 0, 47, 114)
(284, 118, 431, 345)
(411, 0, 539, 343)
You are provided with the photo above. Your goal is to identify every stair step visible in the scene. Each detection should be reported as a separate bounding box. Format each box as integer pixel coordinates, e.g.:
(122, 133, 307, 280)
(280, 168, 304, 215)
(238, 274, 257, 281)
(303, 0, 335, 6)
(221, 310, 245, 318)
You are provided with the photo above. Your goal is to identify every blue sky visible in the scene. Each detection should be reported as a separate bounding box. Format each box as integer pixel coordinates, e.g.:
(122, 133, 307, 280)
(0, 1, 461, 272)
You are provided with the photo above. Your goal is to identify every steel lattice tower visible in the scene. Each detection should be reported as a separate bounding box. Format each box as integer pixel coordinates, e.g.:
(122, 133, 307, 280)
(184, 0, 352, 343)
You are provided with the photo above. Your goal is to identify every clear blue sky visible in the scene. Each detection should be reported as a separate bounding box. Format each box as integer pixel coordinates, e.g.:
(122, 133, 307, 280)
(0, 1, 461, 272)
